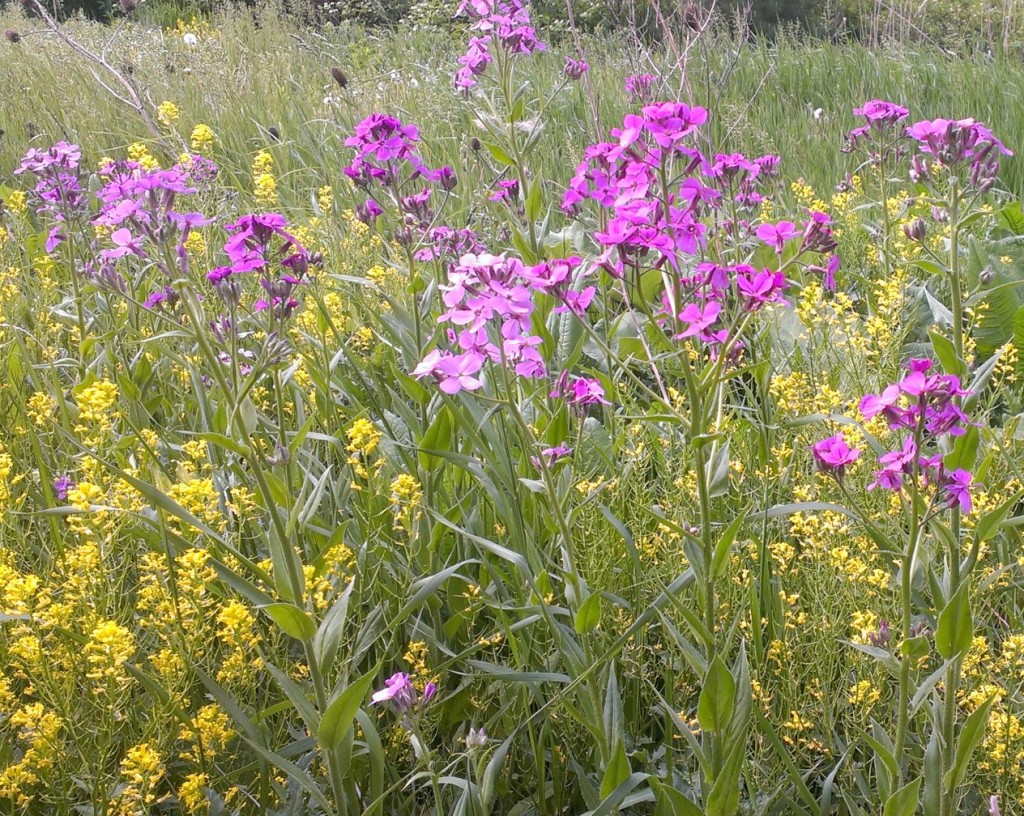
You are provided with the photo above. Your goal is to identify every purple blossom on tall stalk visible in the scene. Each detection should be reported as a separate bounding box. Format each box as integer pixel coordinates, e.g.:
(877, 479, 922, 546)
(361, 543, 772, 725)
(810, 433, 861, 479)
(563, 56, 588, 80)
(838, 358, 978, 512)
(624, 73, 658, 103)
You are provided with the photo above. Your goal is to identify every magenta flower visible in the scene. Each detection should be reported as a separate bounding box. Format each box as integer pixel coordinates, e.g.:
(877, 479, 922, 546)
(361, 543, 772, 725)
(371, 672, 418, 713)
(942, 469, 973, 513)
(755, 220, 799, 253)
(736, 267, 786, 310)
(810, 433, 860, 478)
(624, 73, 658, 103)
(673, 301, 721, 339)
(852, 99, 909, 126)
(563, 56, 589, 80)
(530, 445, 573, 469)
(101, 227, 144, 260)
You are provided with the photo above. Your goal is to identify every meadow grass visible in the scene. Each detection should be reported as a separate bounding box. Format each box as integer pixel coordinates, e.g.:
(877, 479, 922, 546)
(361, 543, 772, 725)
(1, 5, 1024, 815)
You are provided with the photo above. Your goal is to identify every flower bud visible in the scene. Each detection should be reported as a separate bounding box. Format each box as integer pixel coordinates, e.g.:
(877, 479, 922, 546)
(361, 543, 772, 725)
(330, 66, 348, 88)
(4, 29, 21, 43)
(902, 217, 926, 242)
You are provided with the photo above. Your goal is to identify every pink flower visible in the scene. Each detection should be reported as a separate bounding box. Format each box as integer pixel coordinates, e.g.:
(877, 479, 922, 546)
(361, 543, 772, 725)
(736, 267, 786, 310)
(810, 433, 860, 478)
(755, 220, 799, 253)
(371, 672, 418, 713)
(674, 301, 721, 339)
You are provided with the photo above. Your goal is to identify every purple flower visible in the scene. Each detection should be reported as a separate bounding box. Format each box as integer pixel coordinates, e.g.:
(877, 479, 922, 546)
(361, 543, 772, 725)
(530, 445, 573, 469)
(624, 73, 658, 103)
(755, 220, 799, 253)
(942, 468, 973, 513)
(736, 267, 786, 310)
(810, 433, 861, 478)
(371, 672, 418, 713)
(563, 56, 589, 80)
(852, 99, 909, 126)
(53, 475, 75, 501)
(673, 300, 721, 339)
(101, 227, 145, 260)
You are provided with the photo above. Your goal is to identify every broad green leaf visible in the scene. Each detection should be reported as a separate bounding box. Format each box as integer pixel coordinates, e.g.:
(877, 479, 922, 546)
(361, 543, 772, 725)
(706, 736, 745, 816)
(261, 602, 317, 641)
(418, 407, 453, 471)
(711, 511, 747, 580)
(319, 667, 378, 754)
(652, 782, 703, 816)
(929, 328, 964, 375)
(600, 740, 631, 800)
(943, 694, 994, 793)
(883, 778, 922, 816)
(935, 583, 973, 659)
(575, 592, 602, 634)
(697, 655, 736, 733)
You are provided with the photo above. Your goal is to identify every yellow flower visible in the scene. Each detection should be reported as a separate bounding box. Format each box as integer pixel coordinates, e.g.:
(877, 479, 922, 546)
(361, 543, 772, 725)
(190, 123, 216, 154)
(127, 142, 160, 170)
(6, 190, 27, 215)
(848, 680, 880, 707)
(157, 101, 180, 129)
(84, 619, 136, 685)
(179, 772, 209, 813)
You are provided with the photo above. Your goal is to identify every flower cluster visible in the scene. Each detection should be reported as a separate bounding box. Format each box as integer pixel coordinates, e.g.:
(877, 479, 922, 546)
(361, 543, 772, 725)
(813, 358, 975, 511)
(453, 0, 545, 90)
(371, 672, 436, 714)
(906, 116, 1012, 192)
(14, 141, 86, 252)
(624, 73, 658, 103)
(343, 113, 457, 249)
(207, 212, 313, 319)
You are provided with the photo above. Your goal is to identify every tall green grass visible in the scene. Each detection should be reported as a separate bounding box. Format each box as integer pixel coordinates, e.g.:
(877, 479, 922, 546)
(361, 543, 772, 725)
(3, 6, 1024, 201)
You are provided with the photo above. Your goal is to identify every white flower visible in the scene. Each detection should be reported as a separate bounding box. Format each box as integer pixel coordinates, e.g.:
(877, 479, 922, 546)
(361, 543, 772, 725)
(183, 32, 198, 46)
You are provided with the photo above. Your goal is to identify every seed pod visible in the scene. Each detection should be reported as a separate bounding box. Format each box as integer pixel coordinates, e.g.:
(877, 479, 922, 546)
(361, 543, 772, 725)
(470, 137, 481, 152)
(4, 29, 21, 43)
(330, 66, 348, 88)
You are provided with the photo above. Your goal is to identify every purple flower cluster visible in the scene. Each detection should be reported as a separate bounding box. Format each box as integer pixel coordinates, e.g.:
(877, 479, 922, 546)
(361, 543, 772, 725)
(812, 358, 976, 512)
(14, 141, 86, 252)
(454, 0, 545, 90)
(94, 159, 212, 272)
(845, 99, 1011, 193)
(624, 73, 658, 104)
(206, 213, 312, 319)
(371, 672, 437, 715)
(344, 113, 459, 254)
(906, 117, 1012, 192)
(563, 57, 589, 81)
(413, 252, 595, 394)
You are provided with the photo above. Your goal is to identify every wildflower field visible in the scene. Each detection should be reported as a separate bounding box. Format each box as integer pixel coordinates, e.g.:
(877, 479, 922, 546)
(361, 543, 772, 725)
(5, 2, 1024, 814)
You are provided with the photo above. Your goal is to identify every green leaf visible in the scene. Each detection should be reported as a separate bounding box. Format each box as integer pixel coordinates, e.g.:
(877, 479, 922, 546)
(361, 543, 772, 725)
(935, 583, 973, 660)
(708, 442, 731, 499)
(943, 694, 994, 793)
(652, 782, 703, 816)
(944, 425, 979, 473)
(525, 178, 543, 222)
(929, 328, 964, 376)
(600, 740, 631, 799)
(318, 667, 378, 754)
(883, 778, 922, 816)
(261, 603, 317, 641)
(418, 407, 453, 471)
(711, 511, 747, 580)
(697, 655, 736, 733)
(575, 592, 602, 634)
(483, 141, 516, 166)
(706, 736, 745, 816)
